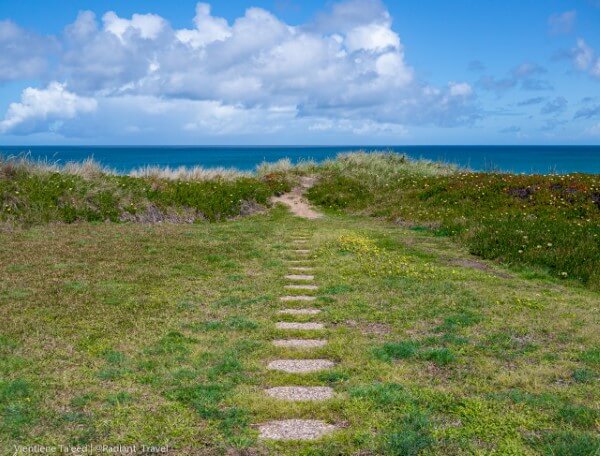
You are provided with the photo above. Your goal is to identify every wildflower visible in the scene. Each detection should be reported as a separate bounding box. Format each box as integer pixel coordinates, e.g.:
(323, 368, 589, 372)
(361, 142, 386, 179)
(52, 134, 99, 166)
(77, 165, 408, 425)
(518, 250, 523, 254)
(547, 243, 552, 247)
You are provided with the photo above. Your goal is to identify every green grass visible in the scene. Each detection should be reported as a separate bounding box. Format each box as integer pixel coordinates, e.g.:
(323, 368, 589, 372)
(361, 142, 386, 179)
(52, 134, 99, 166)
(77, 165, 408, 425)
(1, 156, 290, 225)
(0, 205, 598, 454)
(306, 152, 600, 289)
(0, 152, 599, 453)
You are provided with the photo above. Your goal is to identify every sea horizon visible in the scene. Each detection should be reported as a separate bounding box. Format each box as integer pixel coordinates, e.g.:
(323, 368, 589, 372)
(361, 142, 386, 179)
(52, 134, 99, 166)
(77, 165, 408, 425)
(1, 145, 599, 175)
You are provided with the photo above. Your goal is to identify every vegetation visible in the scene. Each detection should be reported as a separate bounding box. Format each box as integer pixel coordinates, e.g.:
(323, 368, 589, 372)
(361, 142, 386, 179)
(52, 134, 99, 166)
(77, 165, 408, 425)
(307, 152, 600, 289)
(0, 155, 290, 225)
(0, 207, 598, 454)
(0, 151, 598, 453)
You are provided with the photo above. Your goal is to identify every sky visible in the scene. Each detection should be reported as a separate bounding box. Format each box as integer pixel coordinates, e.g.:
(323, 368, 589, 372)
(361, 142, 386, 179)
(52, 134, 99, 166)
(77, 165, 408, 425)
(0, 0, 599, 145)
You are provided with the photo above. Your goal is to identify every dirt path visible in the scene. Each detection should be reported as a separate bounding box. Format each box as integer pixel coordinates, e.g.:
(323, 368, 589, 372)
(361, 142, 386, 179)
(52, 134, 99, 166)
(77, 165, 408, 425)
(270, 176, 322, 219)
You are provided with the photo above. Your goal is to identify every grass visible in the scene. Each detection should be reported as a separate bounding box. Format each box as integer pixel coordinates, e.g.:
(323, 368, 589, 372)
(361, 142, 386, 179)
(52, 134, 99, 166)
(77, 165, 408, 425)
(306, 152, 600, 289)
(0, 205, 598, 454)
(0, 151, 599, 453)
(1, 155, 290, 226)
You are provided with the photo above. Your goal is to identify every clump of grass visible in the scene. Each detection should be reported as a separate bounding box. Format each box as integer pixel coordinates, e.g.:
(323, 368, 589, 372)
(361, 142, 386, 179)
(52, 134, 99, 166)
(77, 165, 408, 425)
(130, 165, 250, 181)
(374, 341, 420, 361)
(381, 412, 433, 456)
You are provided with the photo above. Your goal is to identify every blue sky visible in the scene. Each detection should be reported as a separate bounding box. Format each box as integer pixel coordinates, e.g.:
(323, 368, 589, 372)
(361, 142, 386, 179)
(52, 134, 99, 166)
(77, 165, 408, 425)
(0, 0, 599, 145)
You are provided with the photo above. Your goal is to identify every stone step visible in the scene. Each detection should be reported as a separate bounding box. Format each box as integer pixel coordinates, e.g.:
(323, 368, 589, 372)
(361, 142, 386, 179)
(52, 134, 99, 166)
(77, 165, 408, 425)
(265, 386, 334, 401)
(289, 267, 314, 272)
(279, 295, 316, 302)
(285, 284, 318, 290)
(272, 339, 327, 348)
(267, 359, 334, 373)
(285, 274, 314, 281)
(287, 260, 313, 264)
(278, 308, 321, 315)
(290, 249, 310, 254)
(276, 322, 324, 330)
(258, 420, 336, 440)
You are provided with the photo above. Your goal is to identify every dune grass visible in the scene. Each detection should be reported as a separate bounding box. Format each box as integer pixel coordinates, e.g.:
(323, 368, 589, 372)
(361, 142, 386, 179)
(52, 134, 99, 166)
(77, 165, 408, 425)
(306, 152, 600, 289)
(0, 155, 290, 226)
(0, 207, 598, 454)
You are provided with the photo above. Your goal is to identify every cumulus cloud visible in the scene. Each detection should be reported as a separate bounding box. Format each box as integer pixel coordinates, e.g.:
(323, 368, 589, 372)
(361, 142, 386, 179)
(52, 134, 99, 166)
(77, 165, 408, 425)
(0, 82, 97, 134)
(0, 20, 56, 82)
(548, 11, 576, 35)
(0, 1, 479, 137)
(175, 3, 231, 48)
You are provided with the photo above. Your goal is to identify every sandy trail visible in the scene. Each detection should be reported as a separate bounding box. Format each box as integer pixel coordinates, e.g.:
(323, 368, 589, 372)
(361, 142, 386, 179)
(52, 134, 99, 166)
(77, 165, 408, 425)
(270, 176, 322, 219)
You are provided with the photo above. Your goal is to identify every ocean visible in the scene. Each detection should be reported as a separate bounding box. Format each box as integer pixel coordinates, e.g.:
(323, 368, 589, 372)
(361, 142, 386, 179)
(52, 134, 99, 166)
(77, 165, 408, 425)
(0, 145, 599, 174)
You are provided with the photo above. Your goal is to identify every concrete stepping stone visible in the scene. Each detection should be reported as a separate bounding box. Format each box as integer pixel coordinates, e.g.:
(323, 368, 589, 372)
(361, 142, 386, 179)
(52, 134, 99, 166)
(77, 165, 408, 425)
(287, 260, 313, 264)
(280, 295, 316, 302)
(292, 240, 308, 243)
(278, 308, 321, 315)
(291, 249, 310, 254)
(289, 266, 314, 272)
(258, 419, 336, 440)
(272, 339, 327, 348)
(265, 386, 334, 401)
(267, 359, 335, 373)
(276, 322, 324, 330)
(285, 284, 318, 290)
(285, 274, 314, 281)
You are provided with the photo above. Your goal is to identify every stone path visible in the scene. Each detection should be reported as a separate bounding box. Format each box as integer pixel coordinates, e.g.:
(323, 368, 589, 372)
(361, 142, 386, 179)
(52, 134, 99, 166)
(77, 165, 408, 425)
(256, 231, 338, 441)
(279, 295, 316, 302)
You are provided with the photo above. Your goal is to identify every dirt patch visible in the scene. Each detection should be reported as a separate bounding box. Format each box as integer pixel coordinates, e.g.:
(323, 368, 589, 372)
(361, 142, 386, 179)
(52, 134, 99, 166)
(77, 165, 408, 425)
(239, 200, 267, 216)
(270, 176, 322, 219)
(447, 258, 513, 279)
(119, 204, 205, 224)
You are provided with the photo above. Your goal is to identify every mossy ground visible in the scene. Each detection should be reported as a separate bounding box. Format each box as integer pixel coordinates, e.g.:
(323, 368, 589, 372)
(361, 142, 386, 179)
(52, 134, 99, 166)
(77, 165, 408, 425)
(1, 206, 598, 454)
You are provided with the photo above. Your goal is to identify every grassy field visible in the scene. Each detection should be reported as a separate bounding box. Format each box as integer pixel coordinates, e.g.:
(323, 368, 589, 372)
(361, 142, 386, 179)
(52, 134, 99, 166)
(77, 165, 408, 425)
(1, 152, 599, 454)
(1, 205, 598, 454)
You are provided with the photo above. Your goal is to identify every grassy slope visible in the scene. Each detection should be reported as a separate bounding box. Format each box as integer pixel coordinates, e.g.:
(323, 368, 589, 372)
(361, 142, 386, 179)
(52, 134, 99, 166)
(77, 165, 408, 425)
(0, 159, 290, 225)
(1, 207, 598, 455)
(306, 153, 600, 289)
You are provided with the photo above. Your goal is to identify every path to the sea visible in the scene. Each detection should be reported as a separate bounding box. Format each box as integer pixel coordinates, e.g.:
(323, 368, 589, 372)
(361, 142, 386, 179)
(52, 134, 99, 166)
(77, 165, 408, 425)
(257, 178, 337, 440)
(269, 176, 323, 220)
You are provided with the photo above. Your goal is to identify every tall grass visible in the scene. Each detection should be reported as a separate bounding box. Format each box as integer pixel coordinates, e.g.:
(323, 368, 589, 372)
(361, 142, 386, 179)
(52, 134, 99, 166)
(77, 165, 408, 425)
(1, 155, 290, 225)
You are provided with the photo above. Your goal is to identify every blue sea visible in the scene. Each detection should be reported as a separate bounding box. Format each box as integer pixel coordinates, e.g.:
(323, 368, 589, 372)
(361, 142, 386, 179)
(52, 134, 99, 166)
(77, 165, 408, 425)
(0, 145, 599, 174)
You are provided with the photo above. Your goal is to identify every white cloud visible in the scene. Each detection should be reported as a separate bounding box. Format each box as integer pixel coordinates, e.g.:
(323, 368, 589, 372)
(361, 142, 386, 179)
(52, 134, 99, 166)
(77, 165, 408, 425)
(0, 82, 97, 134)
(448, 82, 473, 97)
(0, 1, 479, 138)
(569, 39, 600, 80)
(175, 3, 231, 48)
(573, 38, 594, 70)
(548, 11, 576, 35)
(345, 23, 400, 52)
(102, 11, 166, 41)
